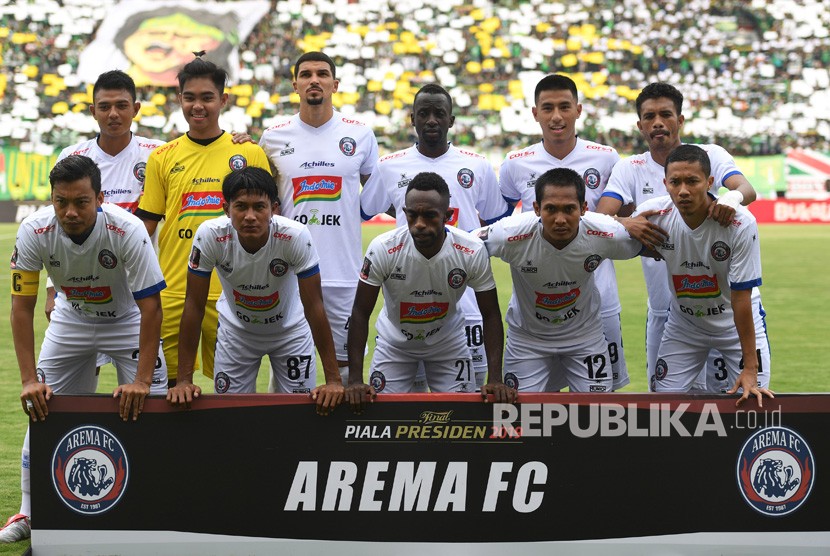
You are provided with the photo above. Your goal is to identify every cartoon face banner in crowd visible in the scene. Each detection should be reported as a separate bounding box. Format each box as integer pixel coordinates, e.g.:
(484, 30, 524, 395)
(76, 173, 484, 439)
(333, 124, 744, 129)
(77, 0, 269, 87)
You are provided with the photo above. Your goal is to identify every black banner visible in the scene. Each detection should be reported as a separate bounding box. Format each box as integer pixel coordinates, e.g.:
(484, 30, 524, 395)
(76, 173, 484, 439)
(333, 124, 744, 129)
(31, 394, 830, 553)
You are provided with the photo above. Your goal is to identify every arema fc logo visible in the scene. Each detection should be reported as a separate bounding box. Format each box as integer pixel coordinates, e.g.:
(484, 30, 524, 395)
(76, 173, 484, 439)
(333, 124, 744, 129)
(736, 426, 814, 516)
(52, 425, 129, 515)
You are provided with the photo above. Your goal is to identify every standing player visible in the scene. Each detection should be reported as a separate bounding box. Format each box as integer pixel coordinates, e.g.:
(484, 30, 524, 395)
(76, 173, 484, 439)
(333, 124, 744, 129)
(136, 54, 271, 386)
(359, 83, 510, 389)
(596, 82, 760, 392)
(167, 167, 344, 414)
(498, 74, 629, 390)
(478, 168, 643, 392)
(259, 51, 379, 385)
(345, 173, 515, 409)
(3, 155, 167, 543)
(634, 145, 772, 404)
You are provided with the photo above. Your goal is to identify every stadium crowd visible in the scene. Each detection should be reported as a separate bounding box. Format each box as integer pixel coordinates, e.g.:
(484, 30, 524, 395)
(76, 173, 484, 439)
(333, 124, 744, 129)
(1, 0, 829, 158)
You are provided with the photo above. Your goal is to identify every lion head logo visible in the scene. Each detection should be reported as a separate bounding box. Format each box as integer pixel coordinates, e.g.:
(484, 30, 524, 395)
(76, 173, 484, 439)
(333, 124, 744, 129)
(753, 458, 800, 498)
(68, 457, 114, 497)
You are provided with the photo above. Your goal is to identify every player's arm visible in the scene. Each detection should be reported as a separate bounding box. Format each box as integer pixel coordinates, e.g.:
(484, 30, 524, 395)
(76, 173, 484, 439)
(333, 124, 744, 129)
(476, 288, 516, 404)
(167, 271, 210, 407)
(600, 195, 668, 251)
(727, 288, 773, 407)
(11, 281, 52, 421)
(345, 280, 380, 413)
(45, 281, 56, 321)
(113, 292, 162, 421)
(710, 174, 757, 226)
(299, 269, 344, 415)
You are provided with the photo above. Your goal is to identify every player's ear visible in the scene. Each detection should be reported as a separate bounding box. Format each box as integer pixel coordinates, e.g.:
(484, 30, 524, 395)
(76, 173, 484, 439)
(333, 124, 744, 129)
(448, 114, 455, 128)
(222, 201, 230, 216)
(444, 208, 454, 223)
(532, 201, 541, 217)
(132, 101, 141, 117)
(581, 201, 588, 215)
(220, 92, 229, 108)
(96, 191, 105, 207)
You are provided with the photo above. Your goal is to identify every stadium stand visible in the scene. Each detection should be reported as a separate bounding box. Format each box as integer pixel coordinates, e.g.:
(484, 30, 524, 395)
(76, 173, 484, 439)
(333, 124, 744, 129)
(0, 0, 828, 158)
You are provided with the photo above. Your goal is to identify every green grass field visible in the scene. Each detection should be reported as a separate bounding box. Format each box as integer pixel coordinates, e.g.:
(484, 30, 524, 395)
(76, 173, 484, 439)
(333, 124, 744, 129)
(0, 222, 828, 553)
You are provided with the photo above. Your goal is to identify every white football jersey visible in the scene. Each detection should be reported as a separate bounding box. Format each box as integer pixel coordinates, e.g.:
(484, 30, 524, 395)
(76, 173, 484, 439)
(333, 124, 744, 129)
(360, 226, 496, 355)
(603, 144, 743, 313)
(13, 204, 165, 322)
(259, 113, 379, 287)
(188, 215, 319, 336)
(499, 138, 622, 316)
(57, 135, 164, 213)
(634, 196, 762, 335)
(479, 211, 640, 347)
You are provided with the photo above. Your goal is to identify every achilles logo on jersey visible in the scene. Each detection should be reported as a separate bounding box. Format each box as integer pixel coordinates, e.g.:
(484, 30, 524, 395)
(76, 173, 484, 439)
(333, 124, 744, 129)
(583, 168, 601, 190)
(292, 176, 342, 205)
(233, 289, 280, 311)
(132, 162, 146, 183)
(711, 241, 731, 261)
(300, 161, 335, 169)
(269, 258, 288, 277)
(673, 274, 721, 299)
(229, 155, 248, 171)
(98, 250, 117, 270)
(179, 192, 224, 219)
(52, 425, 129, 515)
(457, 168, 474, 189)
(447, 268, 467, 289)
(680, 260, 711, 270)
(400, 302, 450, 324)
(535, 288, 579, 312)
(339, 137, 357, 156)
(737, 426, 815, 517)
(410, 289, 442, 297)
(66, 274, 99, 283)
(583, 254, 601, 272)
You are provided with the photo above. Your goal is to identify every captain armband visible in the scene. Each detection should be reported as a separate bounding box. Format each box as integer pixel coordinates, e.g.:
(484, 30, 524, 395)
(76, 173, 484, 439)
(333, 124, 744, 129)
(11, 270, 40, 296)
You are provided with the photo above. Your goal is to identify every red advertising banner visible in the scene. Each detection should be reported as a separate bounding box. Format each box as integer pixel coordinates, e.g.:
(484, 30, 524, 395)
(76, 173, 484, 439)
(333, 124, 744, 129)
(749, 199, 830, 223)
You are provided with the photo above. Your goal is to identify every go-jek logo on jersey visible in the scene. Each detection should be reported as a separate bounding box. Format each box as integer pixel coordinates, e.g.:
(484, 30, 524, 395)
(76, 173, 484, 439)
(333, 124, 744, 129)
(52, 425, 129, 515)
(737, 426, 814, 516)
(672, 274, 721, 299)
(178, 191, 224, 220)
(292, 176, 342, 205)
(233, 290, 280, 312)
(535, 288, 580, 312)
(61, 285, 113, 304)
(400, 301, 450, 324)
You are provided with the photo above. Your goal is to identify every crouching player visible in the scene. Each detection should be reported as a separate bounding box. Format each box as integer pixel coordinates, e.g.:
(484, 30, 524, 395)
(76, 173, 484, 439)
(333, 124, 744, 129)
(167, 167, 344, 414)
(634, 144, 773, 405)
(345, 172, 516, 410)
(5, 155, 167, 543)
(477, 168, 643, 392)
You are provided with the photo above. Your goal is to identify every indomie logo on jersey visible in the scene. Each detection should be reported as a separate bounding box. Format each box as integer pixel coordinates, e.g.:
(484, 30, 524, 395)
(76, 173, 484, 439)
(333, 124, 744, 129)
(233, 290, 280, 312)
(535, 288, 580, 312)
(61, 285, 114, 304)
(672, 274, 721, 299)
(737, 426, 814, 516)
(51, 425, 129, 515)
(399, 301, 450, 324)
(178, 191, 224, 220)
(292, 176, 342, 205)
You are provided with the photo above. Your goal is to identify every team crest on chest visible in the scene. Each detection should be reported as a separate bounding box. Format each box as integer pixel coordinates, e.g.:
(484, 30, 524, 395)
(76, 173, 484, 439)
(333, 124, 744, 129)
(711, 241, 730, 261)
(583, 168, 601, 189)
(133, 162, 146, 183)
(448, 268, 467, 289)
(457, 168, 474, 189)
(339, 137, 356, 156)
(98, 249, 117, 269)
(229, 155, 248, 171)
(269, 258, 288, 277)
(52, 425, 129, 515)
(583, 254, 601, 272)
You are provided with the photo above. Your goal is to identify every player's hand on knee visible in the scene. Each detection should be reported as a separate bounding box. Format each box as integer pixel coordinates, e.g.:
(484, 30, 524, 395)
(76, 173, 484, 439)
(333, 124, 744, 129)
(311, 382, 345, 416)
(114, 381, 151, 422)
(729, 371, 775, 408)
(21, 381, 52, 422)
(345, 383, 376, 415)
(166, 382, 201, 409)
(481, 382, 518, 404)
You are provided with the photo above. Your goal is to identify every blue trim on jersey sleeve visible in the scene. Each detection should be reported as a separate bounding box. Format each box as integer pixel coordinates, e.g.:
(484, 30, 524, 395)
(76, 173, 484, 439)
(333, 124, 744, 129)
(133, 280, 166, 300)
(730, 278, 761, 291)
(484, 205, 514, 225)
(503, 194, 520, 205)
(297, 264, 321, 279)
(720, 170, 742, 187)
(360, 207, 376, 221)
(187, 267, 212, 278)
(600, 191, 624, 202)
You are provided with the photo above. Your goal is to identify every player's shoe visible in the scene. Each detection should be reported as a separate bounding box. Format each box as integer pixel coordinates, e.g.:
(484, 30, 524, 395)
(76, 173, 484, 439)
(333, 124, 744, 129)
(0, 514, 30, 543)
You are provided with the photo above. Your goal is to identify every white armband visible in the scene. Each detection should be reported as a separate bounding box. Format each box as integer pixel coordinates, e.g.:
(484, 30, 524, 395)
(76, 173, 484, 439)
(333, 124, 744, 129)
(46, 275, 54, 289)
(717, 190, 744, 210)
